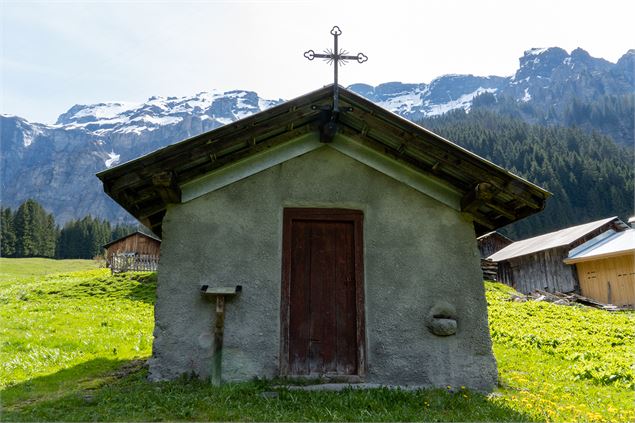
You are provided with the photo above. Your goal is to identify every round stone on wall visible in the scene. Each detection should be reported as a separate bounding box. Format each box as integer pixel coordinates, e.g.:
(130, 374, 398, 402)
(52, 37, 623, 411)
(426, 301, 458, 336)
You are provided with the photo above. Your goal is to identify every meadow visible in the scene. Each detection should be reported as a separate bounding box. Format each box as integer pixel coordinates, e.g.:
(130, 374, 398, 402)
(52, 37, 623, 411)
(0, 259, 633, 421)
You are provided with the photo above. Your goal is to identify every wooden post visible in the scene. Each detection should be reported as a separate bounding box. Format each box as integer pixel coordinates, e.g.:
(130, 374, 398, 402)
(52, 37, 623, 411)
(213, 295, 225, 386)
(200, 284, 241, 386)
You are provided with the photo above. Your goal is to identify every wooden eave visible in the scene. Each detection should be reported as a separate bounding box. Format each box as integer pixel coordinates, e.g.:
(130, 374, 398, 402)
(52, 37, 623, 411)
(97, 84, 550, 237)
(564, 249, 635, 264)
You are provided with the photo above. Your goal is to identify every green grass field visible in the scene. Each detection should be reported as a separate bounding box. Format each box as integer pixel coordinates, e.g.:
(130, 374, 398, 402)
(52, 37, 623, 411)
(0, 259, 633, 422)
(0, 258, 99, 282)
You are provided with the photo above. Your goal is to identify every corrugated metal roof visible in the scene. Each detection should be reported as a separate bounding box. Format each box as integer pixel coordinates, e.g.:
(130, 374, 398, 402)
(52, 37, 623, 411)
(487, 217, 618, 262)
(564, 229, 635, 263)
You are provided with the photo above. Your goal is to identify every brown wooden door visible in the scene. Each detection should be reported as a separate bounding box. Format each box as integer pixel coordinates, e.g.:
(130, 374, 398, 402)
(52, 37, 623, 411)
(281, 209, 365, 377)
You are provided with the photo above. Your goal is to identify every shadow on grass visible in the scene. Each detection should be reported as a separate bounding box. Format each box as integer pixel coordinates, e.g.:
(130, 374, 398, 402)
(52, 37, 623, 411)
(2, 358, 536, 422)
(122, 272, 157, 305)
(1, 358, 145, 409)
(124, 280, 157, 305)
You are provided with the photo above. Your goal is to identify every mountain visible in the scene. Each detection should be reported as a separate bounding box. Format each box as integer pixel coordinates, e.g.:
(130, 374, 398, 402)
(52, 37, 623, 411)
(1, 47, 633, 234)
(350, 47, 635, 146)
(1, 90, 283, 224)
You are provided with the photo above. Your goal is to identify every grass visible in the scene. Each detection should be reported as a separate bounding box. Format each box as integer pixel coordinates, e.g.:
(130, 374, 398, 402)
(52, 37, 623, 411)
(0, 257, 98, 283)
(0, 264, 155, 411)
(0, 258, 633, 421)
(484, 282, 634, 422)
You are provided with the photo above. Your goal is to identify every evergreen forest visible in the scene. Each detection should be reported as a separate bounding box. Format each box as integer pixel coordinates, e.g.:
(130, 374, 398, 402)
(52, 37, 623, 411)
(1, 199, 139, 259)
(420, 109, 634, 239)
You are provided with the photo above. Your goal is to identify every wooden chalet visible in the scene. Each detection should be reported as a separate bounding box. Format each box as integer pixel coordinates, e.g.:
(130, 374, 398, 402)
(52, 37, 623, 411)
(488, 217, 629, 294)
(96, 85, 550, 390)
(103, 231, 161, 273)
(564, 228, 635, 307)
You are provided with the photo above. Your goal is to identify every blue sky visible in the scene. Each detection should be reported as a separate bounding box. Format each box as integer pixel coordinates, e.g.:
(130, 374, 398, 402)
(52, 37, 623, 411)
(2, 0, 634, 124)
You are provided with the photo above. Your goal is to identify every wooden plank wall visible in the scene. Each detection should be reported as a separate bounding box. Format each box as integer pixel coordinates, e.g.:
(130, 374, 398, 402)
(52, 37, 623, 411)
(575, 254, 635, 306)
(505, 247, 578, 294)
(106, 234, 161, 261)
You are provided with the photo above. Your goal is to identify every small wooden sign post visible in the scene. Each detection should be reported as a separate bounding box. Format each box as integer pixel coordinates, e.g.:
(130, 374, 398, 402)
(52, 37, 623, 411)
(200, 285, 242, 386)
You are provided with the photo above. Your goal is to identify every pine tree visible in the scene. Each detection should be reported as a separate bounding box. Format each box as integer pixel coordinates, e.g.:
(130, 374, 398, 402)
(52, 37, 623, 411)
(1, 207, 17, 257)
(13, 199, 57, 257)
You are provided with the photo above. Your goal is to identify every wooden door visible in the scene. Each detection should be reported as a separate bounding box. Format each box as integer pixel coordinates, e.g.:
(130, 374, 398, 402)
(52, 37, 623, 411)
(281, 208, 365, 377)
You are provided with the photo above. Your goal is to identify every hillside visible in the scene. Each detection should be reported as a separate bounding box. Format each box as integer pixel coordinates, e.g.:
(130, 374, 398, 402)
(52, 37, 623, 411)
(0, 261, 633, 421)
(1, 47, 633, 233)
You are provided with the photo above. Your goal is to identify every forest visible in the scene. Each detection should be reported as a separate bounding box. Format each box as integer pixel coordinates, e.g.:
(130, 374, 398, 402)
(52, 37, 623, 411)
(1, 199, 138, 259)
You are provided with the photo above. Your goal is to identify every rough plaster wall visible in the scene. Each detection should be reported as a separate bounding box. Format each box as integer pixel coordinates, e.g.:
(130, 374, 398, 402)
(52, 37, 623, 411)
(148, 145, 497, 391)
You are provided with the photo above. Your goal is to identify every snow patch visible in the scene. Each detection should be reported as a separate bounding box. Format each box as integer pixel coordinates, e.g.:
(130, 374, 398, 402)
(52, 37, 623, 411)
(71, 102, 140, 120)
(258, 98, 278, 111)
(377, 92, 425, 114)
(215, 117, 233, 125)
(525, 48, 549, 56)
(115, 125, 156, 135)
(131, 115, 182, 126)
(105, 151, 120, 168)
(374, 86, 430, 115)
(521, 88, 531, 102)
(426, 87, 497, 117)
(23, 133, 34, 147)
(22, 126, 44, 147)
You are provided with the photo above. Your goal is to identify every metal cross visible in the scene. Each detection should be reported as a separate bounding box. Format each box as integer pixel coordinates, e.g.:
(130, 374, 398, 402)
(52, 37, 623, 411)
(304, 26, 368, 112)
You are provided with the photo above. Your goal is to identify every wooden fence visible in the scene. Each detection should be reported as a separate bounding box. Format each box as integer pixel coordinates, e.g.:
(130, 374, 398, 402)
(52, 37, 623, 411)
(109, 253, 160, 273)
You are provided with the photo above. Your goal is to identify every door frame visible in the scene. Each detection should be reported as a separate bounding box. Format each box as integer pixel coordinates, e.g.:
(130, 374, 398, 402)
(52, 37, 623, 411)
(280, 208, 366, 379)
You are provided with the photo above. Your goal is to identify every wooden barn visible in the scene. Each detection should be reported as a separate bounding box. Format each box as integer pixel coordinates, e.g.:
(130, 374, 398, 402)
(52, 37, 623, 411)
(103, 231, 161, 273)
(97, 85, 549, 390)
(477, 231, 513, 281)
(488, 217, 629, 294)
(564, 228, 635, 307)
(477, 231, 513, 258)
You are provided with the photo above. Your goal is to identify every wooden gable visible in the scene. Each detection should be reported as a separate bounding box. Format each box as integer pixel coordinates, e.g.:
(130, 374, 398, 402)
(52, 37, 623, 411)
(97, 85, 550, 237)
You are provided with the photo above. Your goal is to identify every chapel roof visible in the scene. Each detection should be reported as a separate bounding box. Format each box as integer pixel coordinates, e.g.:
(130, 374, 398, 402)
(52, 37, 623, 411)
(97, 84, 550, 237)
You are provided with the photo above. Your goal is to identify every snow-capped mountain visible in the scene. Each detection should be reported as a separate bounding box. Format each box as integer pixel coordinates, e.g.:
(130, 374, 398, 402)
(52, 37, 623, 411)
(1, 47, 633, 225)
(55, 90, 282, 138)
(349, 76, 506, 121)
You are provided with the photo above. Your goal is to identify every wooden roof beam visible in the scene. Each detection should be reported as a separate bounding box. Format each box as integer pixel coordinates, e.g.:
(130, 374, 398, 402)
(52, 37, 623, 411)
(461, 183, 496, 213)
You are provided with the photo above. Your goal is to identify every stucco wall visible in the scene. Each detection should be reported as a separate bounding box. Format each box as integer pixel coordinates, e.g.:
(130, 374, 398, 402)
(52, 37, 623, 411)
(148, 145, 497, 390)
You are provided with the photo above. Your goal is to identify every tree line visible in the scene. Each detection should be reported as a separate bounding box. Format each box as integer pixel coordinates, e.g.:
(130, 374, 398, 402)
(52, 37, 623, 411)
(1, 199, 139, 259)
(471, 92, 634, 147)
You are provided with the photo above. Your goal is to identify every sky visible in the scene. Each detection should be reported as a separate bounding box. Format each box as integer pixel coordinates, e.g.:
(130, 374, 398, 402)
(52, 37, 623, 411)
(2, 0, 634, 124)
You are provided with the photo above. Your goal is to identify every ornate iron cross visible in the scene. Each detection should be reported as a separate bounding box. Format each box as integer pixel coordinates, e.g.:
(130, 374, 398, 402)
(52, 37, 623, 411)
(304, 26, 368, 112)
